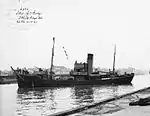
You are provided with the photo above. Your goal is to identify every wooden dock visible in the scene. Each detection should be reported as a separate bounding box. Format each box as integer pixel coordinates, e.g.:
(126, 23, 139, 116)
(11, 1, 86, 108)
(49, 86, 150, 116)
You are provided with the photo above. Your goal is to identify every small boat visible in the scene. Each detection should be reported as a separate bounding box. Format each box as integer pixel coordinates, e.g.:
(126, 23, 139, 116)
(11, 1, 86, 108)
(11, 38, 134, 88)
(129, 96, 150, 106)
(0, 75, 17, 84)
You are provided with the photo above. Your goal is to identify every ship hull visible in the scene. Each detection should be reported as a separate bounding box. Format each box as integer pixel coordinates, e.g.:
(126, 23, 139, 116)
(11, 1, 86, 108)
(16, 73, 134, 88)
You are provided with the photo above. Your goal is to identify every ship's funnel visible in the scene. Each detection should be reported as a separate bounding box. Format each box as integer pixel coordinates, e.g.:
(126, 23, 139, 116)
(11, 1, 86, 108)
(87, 53, 93, 74)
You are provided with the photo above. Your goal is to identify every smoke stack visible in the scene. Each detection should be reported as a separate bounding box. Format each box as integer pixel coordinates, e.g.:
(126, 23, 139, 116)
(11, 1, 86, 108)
(87, 53, 93, 74)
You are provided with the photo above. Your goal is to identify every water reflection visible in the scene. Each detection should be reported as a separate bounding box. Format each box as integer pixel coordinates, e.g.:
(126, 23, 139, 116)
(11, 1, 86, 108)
(72, 85, 94, 106)
(16, 87, 59, 115)
(16, 85, 134, 116)
(92, 84, 134, 102)
(17, 88, 47, 101)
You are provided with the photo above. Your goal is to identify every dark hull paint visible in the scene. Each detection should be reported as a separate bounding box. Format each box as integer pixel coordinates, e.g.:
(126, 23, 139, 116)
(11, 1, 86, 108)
(16, 73, 134, 88)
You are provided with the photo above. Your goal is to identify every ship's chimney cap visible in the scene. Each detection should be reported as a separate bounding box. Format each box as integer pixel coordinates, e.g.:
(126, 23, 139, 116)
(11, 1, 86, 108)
(87, 53, 93, 60)
(87, 53, 93, 56)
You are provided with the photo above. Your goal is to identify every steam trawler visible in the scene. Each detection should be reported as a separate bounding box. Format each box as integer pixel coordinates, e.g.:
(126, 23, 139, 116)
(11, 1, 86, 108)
(11, 37, 134, 88)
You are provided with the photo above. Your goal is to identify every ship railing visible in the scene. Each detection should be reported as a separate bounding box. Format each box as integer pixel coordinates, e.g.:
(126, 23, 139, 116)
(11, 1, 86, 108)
(71, 72, 88, 75)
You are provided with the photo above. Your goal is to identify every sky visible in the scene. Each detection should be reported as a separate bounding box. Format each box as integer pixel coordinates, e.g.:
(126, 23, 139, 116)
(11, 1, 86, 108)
(0, 0, 150, 70)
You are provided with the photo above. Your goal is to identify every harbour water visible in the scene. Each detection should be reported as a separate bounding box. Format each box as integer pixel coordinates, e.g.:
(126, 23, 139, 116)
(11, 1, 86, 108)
(1, 75, 150, 116)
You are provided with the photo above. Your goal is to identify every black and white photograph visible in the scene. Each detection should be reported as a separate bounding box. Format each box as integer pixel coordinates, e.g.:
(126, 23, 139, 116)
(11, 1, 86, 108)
(0, 0, 150, 116)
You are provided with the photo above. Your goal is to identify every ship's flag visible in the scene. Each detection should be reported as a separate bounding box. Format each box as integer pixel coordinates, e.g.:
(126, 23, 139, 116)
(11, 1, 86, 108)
(62, 46, 69, 60)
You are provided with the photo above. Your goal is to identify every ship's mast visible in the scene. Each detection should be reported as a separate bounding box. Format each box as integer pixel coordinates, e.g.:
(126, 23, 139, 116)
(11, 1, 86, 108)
(112, 44, 116, 74)
(49, 37, 55, 79)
